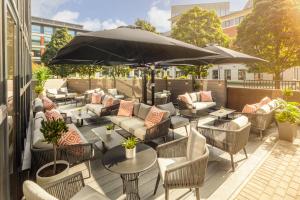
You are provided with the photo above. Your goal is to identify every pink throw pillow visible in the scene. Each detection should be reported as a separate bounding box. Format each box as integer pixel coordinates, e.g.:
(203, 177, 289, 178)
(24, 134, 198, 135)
(103, 96, 114, 107)
(178, 93, 193, 105)
(91, 93, 101, 104)
(118, 100, 134, 117)
(200, 91, 213, 102)
(144, 106, 165, 128)
(43, 97, 56, 110)
(45, 109, 63, 121)
(242, 104, 258, 113)
(58, 128, 83, 155)
(259, 97, 272, 106)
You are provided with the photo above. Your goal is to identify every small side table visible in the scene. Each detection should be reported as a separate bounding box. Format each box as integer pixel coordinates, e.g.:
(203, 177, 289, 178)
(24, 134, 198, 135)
(102, 144, 157, 200)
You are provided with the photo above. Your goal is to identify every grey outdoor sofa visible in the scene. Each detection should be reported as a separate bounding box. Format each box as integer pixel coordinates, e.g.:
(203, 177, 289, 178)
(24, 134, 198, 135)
(177, 91, 216, 112)
(46, 88, 77, 103)
(110, 103, 171, 142)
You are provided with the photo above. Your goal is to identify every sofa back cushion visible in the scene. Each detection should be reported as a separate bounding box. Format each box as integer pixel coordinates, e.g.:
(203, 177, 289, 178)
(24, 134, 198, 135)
(178, 93, 193, 105)
(108, 88, 118, 96)
(200, 91, 213, 102)
(229, 116, 249, 130)
(187, 128, 206, 160)
(45, 109, 63, 121)
(256, 104, 271, 114)
(133, 103, 140, 116)
(91, 93, 101, 104)
(268, 100, 278, 109)
(23, 180, 58, 200)
(43, 97, 55, 110)
(137, 103, 152, 119)
(189, 92, 198, 103)
(259, 96, 272, 106)
(118, 100, 134, 117)
(144, 106, 166, 128)
(158, 102, 176, 116)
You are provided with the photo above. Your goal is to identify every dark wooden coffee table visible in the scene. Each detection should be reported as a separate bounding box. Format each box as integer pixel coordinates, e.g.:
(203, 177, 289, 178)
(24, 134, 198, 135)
(102, 143, 157, 200)
(92, 127, 125, 152)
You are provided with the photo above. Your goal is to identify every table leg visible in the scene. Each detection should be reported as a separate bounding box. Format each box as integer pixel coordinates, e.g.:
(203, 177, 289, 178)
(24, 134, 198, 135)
(121, 173, 140, 200)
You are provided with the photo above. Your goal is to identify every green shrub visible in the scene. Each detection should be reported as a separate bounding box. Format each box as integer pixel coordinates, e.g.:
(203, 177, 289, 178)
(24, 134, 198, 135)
(122, 137, 138, 149)
(34, 85, 44, 95)
(275, 101, 300, 124)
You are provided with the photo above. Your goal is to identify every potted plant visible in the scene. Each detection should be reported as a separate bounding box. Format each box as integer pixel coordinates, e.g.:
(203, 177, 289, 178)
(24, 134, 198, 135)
(36, 118, 69, 185)
(106, 124, 114, 135)
(34, 85, 44, 98)
(122, 137, 138, 159)
(275, 101, 300, 142)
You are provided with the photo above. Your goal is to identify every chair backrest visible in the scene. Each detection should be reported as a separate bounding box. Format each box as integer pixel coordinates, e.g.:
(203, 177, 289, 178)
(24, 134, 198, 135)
(187, 128, 206, 160)
(23, 180, 58, 200)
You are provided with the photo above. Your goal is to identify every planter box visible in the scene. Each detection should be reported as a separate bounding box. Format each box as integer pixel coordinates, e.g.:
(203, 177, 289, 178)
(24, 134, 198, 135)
(278, 122, 298, 142)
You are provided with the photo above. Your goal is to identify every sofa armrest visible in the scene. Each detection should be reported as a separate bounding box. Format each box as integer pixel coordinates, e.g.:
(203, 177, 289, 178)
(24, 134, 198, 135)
(100, 103, 120, 117)
(144, 118, 170, 142)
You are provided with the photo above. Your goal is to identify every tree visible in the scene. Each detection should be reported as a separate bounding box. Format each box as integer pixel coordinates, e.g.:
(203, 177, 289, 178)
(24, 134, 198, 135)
(41, 28, 75, 78)
(236, 0, 300, 88)
(171, 7, 230, 82)
(74, 65, 103, 89)
(134, 19, 157, 33)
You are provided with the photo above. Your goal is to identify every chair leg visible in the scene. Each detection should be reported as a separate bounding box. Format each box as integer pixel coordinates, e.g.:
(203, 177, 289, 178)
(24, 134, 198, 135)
(165, 188, 169, 200)
(163, 136, 167, 143)
(243, 147, 248, 159)
(195, 188, 200, 200)
(184, 125, 189, 136)
(230, 154, 235, 172)
(86, 161, 91, 179)
(153, 173, 160, 195)
(172, 129, 175, 140)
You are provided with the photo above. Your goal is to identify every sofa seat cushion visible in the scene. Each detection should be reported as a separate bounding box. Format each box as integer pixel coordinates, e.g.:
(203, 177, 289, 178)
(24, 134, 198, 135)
(70, 185, 110, 200)
(171, 116, 189, 129)
(110, 116, 132, 126)
(52, 94, 66, 99)
(86, 104, 104, 116)
(192, 102, 216, 110)
(120, 117, 145, 134)
(133, 126, 147, 141)
(157, 157, 187, 181)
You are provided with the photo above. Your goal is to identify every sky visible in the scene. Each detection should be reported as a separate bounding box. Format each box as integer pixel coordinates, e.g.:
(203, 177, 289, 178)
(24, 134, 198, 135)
(31, 0, 248, 32)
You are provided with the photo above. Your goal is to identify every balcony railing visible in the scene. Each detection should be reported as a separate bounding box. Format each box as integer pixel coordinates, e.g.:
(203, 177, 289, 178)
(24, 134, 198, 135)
(242, 80, 300, 90)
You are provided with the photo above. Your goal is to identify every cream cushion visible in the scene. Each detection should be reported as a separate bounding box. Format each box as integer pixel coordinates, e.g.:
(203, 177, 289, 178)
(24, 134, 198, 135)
(70, 185, 110, 200)
(133, 126, 147, 141)
(120, 117, 145, 133)
(23, 180, 58, 200)
(189, 92, 198, 103)
(157, 157, 187, 181)
(110, 116, 131, 126)
(268, 100, 278, 109)
(46, 88, 58, 95)
(229, 116, 249, 130)
(187, 128, 206, 160)
(32, 129, 52, 149)
(256, 104, 271, 114)
(108, 88, 118, 96)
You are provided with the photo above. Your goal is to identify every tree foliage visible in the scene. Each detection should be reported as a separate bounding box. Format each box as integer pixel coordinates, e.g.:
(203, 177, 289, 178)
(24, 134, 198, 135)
(75, 65, 103, 78)
(134, 19, 157, 33)
(41, 28, 75, 77)
(235, 0, 300, 81)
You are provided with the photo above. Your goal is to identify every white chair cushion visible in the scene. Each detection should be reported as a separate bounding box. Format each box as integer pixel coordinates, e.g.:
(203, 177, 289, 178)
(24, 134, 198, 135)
(256, 104, 271, 114)
(229, 115, 249, 130)
(70, 185, 110, 200)
(46, 88, 58, 95)
(23, 180, 58, 200)
(189, 92, 198, 103)
(110, 116, 131, 126)
(108, 88, 118, 96)
(187, 128, 206, 160)
(157, 157, 187, 181)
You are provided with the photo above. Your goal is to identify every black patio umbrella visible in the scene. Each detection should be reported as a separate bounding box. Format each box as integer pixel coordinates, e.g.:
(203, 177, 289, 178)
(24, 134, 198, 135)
(50, 26, 217, 104)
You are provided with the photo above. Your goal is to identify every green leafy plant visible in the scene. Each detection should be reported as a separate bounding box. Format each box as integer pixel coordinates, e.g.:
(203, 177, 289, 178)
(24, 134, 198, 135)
(122, 137, 138, 149)
(34, 66, 51, 87)
(34, 85, 44, 95)
(106, 124, 114, 131)
(40, 118, 68, 174)
(282, 88, 293, 100)
(275, 101, 300, 124)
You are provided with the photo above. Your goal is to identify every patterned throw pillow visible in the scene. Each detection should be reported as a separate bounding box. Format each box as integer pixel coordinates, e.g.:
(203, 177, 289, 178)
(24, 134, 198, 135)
(178, 93, 193, 105)
(45, 109, 63, 121)
(242, 104, 258, 113)
(144, 106, 166, 128)
(259, 97, 272, 106)
(103, 96, 114, 107)
(118, 100, 134, 117)
(43, 97, 56, 110)
(91, 93, 101, 104)
(58, 128, 83, 155)
(200, 91, 213, 102)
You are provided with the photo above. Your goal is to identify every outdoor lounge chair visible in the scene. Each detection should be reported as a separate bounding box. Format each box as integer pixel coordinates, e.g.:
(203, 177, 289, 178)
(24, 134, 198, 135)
(158, 102, 189, 139)
(46, 88, 67, 102)
(198, 116, 251, 171)
(86, 95, 120, 118)
(107, 88, 125, 99)
(147, 92, 171, 105)
(177, 91, 216, 112)
(23, 172, 125, 200)
(154, 128, 209, 200)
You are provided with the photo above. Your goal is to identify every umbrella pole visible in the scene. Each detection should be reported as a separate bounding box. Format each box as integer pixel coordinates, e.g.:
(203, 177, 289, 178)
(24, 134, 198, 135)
(142, 69, 147, 104)
(151, 66, 155, 106)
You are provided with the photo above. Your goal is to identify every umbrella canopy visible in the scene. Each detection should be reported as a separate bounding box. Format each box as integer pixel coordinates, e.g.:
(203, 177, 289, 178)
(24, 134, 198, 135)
(158, 44, 268, 66)
(50, 26, 217, 65)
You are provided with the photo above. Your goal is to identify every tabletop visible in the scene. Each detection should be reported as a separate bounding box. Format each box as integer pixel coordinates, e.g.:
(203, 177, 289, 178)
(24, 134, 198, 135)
(102, 143, 157, 175)
(209, 108, 235, 118)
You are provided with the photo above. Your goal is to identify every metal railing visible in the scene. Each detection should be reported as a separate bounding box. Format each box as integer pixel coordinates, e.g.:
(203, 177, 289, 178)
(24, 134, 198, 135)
(243, 80, 300, 90)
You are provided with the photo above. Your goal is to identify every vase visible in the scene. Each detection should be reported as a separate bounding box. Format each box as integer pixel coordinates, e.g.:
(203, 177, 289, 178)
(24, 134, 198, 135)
(125, 147, 136, 159)
(278, 122, 298, 142)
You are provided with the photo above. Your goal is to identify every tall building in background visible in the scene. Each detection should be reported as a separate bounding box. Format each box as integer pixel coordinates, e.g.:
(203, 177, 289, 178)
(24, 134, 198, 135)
(31, 17, 88, 63)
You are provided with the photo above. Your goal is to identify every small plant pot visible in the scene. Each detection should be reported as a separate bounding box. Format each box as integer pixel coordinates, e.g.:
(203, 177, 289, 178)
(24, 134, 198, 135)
(36, 160, 69, 186)
(106, 129, 112, 135)
(277, 122, 298, 142)
(125, 147, 136, 159)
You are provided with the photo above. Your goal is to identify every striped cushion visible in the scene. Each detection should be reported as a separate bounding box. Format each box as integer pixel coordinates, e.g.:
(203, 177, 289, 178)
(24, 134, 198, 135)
(242, 104, 257, 113)
(259, 97, 272, 106)
(45, 109, 63, 121)
(43, 97, 55, 110)
(144, 106, 166, 128)
(91, 93, 101, 104)
(178, 93, 193, 105)
(200, 91, 213, 102)
(118, 100, 134, 117)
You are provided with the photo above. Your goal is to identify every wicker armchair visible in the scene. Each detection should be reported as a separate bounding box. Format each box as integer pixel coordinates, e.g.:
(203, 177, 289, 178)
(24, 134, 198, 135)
(198, 118, 251, 171)
(154, 129, 209, 200)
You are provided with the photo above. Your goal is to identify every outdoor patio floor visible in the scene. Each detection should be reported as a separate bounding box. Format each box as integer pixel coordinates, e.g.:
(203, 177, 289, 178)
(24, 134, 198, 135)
(59, 104, 279, 200)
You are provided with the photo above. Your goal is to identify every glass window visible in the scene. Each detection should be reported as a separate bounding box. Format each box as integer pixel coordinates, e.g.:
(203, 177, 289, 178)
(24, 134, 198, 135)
(32, 35, 40, 46)
(44, 36, 51, 44)
(224, 70, 231, 80)
(68, 30, 75, 36)
(238, 70, 246, 80)
(43, 26, 53, 35)
(31, 24, 41, 33)
(212, 70, 219, 79)
(32, 48, 41, 57)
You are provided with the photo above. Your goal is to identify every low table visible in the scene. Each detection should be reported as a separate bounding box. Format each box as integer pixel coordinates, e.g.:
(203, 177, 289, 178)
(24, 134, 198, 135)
(72, 110, 90, 127)
(209, 108, 236, 119)
(92, 127, 125, 152)
(102, 144, 157, 200)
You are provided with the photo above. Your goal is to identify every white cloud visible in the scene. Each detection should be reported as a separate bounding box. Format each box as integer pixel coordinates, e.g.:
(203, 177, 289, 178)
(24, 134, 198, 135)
(101, 19, 127, 30)
(148, 6, 171, 32)
(31, 0, 72, 17)
(52, 10, 79, 23)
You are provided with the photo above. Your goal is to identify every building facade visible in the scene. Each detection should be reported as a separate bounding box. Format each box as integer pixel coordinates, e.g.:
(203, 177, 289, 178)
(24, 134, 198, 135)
(31, 17, 88, 63)
(0, 0, 32, 199)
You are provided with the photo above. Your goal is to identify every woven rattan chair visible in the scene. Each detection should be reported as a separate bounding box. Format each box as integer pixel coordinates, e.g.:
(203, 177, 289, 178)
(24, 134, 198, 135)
(198, 117, 251, 171)
(153, 129, 209, 200)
